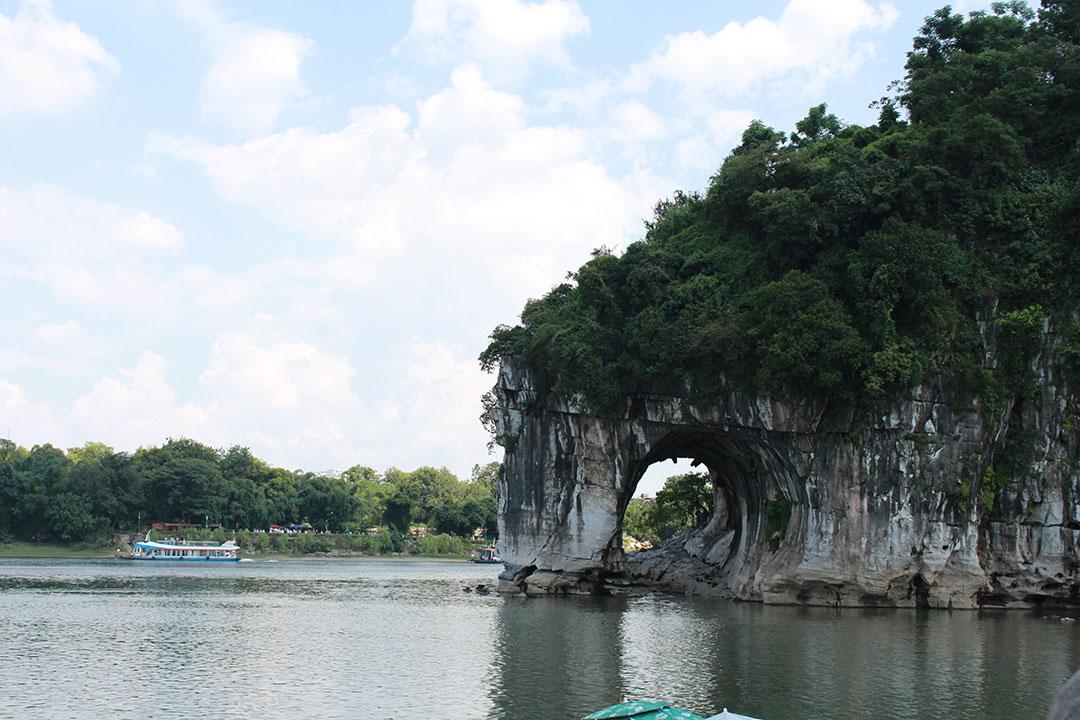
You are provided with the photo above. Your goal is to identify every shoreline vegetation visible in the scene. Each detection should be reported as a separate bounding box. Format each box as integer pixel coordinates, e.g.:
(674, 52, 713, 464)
(0, 529, 492, 560)
(0, 542, 115, 558)
(0, 437, 501, 556)
(0, 544, 484, 560)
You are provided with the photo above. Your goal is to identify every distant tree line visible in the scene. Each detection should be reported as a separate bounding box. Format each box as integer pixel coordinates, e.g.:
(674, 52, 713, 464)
(0, 437, 499, 544)
(622, 471, 714, 546)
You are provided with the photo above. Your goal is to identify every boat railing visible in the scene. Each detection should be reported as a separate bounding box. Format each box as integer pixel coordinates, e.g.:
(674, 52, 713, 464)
(157, 537, 202, 546)
(143, 537, 237, 548)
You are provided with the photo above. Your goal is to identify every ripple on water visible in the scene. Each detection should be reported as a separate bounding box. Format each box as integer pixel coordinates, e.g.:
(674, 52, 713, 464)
(0, 558, 1075, 719)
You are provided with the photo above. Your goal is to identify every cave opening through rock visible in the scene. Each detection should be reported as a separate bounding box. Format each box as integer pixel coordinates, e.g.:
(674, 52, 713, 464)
(615, 428, 794, 575)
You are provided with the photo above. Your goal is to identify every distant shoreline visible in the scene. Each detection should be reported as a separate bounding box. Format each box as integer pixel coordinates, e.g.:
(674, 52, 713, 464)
(0, 542, 114, 558)
(0, 542, 484, 562)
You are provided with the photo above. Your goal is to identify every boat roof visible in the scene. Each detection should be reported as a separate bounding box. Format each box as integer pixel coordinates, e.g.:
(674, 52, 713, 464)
(135, 540, 238, 550)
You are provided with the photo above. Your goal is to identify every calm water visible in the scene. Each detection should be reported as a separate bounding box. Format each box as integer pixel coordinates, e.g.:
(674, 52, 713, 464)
(0, 558, 1076, 720)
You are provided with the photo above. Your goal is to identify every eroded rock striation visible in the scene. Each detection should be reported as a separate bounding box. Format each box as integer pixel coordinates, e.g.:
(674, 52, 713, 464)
(490, 348, 1079, 608)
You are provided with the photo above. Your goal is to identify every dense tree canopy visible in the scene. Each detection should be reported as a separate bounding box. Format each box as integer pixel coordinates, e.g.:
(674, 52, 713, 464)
(0, 437, 499, 544)
(623, 471, 715, 545)
(482, 2, 1079, 417)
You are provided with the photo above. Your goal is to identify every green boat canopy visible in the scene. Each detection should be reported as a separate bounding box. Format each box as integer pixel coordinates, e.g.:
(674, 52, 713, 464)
(582, 700, 705, 720)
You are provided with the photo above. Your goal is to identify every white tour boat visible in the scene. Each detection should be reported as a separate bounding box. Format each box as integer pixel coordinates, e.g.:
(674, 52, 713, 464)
(124, 534, 239, 562)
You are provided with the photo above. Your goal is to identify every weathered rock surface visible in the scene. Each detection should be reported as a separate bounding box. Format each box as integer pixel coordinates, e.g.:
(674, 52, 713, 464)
(490, 344, 1079, 608)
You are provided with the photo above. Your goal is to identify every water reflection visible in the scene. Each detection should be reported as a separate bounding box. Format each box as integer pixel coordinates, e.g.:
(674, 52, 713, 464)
(489, 593, 1080, 720)
(0, 559, 1076, 720)
(490, 596, 625, 718)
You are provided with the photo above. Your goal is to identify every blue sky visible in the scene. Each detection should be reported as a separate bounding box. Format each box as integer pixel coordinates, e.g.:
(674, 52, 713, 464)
(0, 0, 994, 488)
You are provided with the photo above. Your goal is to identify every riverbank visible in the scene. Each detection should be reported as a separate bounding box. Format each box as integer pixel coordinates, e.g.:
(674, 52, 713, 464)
(0, 540, 487, 561)
(0, 542, 115, 558)
(242, 550, 475, 561)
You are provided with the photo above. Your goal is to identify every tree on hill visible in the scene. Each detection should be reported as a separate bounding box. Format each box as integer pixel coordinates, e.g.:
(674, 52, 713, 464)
(482, 3, 1079, 423)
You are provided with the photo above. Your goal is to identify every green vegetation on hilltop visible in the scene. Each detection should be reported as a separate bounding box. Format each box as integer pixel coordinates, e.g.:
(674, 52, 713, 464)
(0, 437, 498, 546)
(482, 2, 1080, 415)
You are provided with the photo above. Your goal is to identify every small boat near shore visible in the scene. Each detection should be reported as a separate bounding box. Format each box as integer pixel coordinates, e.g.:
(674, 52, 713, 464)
(122, 535, 239, 562)
(471, 546, 501, 564)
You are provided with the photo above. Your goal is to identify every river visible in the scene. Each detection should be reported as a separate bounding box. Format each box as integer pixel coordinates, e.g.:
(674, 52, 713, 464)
(0, 557, 1075, 719)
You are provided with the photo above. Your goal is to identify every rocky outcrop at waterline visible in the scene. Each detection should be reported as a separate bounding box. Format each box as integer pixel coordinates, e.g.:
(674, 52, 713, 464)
(488, 347, 1080, 609)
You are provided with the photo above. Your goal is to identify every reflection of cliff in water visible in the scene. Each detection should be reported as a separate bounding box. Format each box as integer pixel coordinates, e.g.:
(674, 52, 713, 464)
(489, 596, 626, 719)
(488, 592, 1080, 720)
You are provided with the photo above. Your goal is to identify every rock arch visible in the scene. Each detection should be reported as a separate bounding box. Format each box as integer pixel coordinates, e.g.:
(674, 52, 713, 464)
(489, 357, 1079, 608)
(622, 428, 800, 595)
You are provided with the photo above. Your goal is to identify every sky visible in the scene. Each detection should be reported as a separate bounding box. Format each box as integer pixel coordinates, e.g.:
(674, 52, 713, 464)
(0, 0, 995, 490)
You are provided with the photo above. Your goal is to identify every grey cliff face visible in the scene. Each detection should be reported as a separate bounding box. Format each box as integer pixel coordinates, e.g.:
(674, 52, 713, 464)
(488, 348, 1079, 608)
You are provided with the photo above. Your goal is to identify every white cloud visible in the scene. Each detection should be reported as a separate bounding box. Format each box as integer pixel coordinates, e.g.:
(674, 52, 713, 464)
(674, 109, 756, 170)
(200, 332, 356, 411)
(32, 320, 88, 346)
(0, 379, 28, 413)
(0, 182, 378, 363)
(192, 331, 373, 472)
(179, 1, 313, 134)
(0, 378, 56, 440)
(177, 266, 256, 311)
(399, 0, 589, 83)
(0, 1, 948, 485)
(147, 104, 416, 255)
(541, 78, 612, 116)
(174, 256, 378, 324)
(608, 99, 666, 144)
(142, 68, 667, 476)
(708, 109, 758, 141)
(0, 185, 184, 257)
(416, 64, 525, 153)
(402, 340, 494, 459)
(108, 211, 185, 251)
(201, 28, 312, 133)
(149, 65, 659, 301)
(628, 0, 897, 102)
(2, 339, 366, 473)
(0, 0, 119, 118)
(0, 185, 185, 312)
(673, 135, 712, 172)
(953, 0, 997, 12)
(132, 162, 159, 181)
(70, 352, 218, 449)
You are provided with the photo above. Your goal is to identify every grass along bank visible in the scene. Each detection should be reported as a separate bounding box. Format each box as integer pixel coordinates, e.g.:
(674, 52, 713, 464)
(0, 542, 115, 558)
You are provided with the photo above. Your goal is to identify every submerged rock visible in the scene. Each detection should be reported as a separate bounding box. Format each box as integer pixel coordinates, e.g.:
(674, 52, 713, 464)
(488, 352, 1079, 609)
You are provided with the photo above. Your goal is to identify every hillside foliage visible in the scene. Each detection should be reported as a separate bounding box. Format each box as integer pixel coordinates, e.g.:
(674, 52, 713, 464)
(481, 2, 1080, 415)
